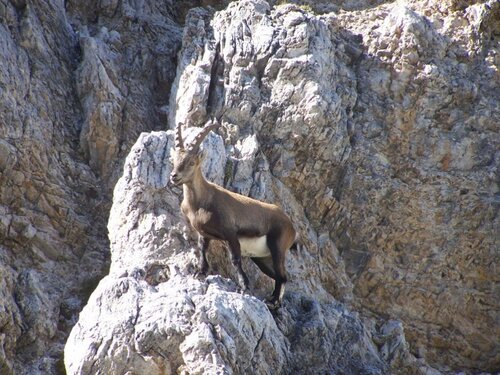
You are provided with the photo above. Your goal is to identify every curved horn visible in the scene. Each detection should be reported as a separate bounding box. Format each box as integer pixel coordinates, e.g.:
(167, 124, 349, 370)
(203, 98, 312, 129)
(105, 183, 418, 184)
(175, 122, 184, 150)
(187, 119, 221, 153)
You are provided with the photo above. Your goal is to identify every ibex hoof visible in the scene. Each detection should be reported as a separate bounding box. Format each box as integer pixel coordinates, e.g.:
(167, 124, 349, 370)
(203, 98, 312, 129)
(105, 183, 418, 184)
(265, 298, 281, 310)
(194, 270, 208, 279)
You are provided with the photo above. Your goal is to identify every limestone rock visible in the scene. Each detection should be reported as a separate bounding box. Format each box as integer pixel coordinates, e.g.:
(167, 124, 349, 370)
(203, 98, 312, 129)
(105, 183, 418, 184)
(0, 0, 497, 373)
(69, 0, 183, 187)
(335, 1, 499, 370)
(166, 0, 499, 371)
(65, 130, 413, 374)
(0, 1, 108, 373)
(0, 0, 183, 373)
(125, 0, 496, 372)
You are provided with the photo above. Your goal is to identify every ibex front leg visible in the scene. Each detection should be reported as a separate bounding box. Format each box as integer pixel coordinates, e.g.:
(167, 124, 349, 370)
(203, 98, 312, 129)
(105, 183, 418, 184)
(196, 236, 210, 277)
(227, 236, 249, 293)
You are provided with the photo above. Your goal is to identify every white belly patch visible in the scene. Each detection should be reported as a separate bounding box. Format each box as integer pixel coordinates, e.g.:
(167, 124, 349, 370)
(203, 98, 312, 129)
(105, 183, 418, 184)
(238, 236, 270, 258)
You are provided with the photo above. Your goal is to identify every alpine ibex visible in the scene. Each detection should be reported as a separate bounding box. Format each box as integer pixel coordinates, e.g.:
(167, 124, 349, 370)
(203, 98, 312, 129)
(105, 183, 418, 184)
(170, 119, 296, 307)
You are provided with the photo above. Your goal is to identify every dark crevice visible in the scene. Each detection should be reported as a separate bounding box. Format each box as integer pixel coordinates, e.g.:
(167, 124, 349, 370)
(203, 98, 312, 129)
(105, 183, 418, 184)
(206, 41, 224, 118)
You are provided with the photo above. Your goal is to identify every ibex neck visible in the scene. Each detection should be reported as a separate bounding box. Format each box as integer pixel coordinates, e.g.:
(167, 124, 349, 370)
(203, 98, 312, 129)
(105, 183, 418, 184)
(183, 167, 210, 206)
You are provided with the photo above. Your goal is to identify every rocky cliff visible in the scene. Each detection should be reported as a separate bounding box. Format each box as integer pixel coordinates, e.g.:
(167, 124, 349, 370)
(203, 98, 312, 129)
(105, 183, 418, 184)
(0, 0, 498, 374)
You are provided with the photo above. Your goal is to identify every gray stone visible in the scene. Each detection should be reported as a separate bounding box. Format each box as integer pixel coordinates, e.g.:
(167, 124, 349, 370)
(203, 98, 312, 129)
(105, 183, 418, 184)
(0, 0, 497, 373)
(65, 130, 405, 374)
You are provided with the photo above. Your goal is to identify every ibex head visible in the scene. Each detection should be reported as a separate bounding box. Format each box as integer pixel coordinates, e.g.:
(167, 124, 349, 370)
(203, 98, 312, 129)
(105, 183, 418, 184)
(170, 119, 220, 186)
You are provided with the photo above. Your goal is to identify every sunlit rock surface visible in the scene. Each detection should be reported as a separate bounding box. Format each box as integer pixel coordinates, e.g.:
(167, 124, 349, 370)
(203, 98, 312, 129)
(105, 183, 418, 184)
(0, 0, 497, 373)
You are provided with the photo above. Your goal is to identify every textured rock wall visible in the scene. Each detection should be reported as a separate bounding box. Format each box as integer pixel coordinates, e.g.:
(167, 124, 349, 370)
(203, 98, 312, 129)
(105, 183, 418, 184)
(1, 0, 498, 374)
(166, 1, 499, 371)
(68, 0, 498, 374)
(0, 0, 184, 373)
(0, 1, 107, 373)
(334, 1, 499, 370)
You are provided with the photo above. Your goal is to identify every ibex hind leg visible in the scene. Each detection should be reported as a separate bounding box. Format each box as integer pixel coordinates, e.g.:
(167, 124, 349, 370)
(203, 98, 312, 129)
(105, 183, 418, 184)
(266, 231, 288, 309)
(251, 256, 276, 279)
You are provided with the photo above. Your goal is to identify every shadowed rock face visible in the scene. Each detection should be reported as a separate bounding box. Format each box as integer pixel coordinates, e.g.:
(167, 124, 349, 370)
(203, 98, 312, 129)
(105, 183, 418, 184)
(0, 0, 183, 373)
(1, 0, 498, 374)
(334, 2, 499, 369)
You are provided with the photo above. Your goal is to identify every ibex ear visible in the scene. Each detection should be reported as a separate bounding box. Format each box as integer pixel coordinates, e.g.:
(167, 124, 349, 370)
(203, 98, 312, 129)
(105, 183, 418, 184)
(196, 146, 206, 160)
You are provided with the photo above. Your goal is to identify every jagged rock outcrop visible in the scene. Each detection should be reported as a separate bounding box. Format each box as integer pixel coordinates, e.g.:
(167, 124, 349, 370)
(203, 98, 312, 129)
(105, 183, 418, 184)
(65, 129, 421, 374)
(169, 1, 499, 371)
(68, 0, 183, 187)
(67, 0, 498, 374)
(1, 0, 498, 373)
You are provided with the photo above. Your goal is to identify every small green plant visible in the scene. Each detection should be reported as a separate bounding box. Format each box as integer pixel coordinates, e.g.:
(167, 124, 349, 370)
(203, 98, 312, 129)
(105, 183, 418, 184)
(275, 0, 315, 14)
(298, 3, 314, 13)
(224, 158, 234, 186)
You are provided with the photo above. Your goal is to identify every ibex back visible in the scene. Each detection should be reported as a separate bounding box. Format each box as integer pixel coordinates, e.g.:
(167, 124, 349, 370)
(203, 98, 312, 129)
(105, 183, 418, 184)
(170, 119, 296, 307)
